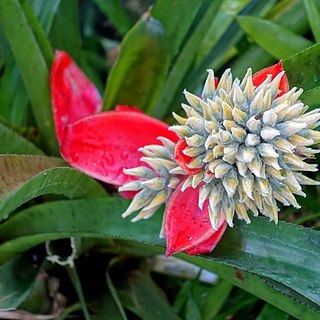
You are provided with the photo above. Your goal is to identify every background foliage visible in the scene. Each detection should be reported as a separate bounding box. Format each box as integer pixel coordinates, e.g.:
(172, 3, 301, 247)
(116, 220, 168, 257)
(0, 0, 320, 319)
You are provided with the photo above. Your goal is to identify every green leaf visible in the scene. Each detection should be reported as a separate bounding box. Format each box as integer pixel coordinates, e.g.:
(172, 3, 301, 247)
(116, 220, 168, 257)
(0, 155, 64, 197)
(118, 270, 176, 320)
(106, 258, 128, 320)
(231, 0, 313, 77)
(0, 0, 58, 154)
(93, 0, 133, 36)
(0, 155, 106, 221)
(67, 266, 91, 320)
(300, 86, 320, 109)
(283, 43, 320, 91)
(0, 198, 319, 319)
(19, 0, 53, 66)
(0, 255, 37, 309)
(48, 0, 82, 64)
(152, 0, 203, 58)
(184, 0, 276, 93)
(256, 303, 290, 320)
(31, 0, 62, 34)
(103, 14, 170, 113)
(197, 280, 233, 320)
(237, 16, 312, 60)
(185, 295, 201, 320)
(196, 0, 252, 64)
(0, 59, 29, 126)
(150, 0, 223, 119)
(304, 0, 320, 43)
(0, 122, 44, 155)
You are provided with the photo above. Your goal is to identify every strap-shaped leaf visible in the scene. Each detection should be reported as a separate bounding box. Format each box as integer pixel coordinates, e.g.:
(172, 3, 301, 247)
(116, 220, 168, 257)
(300, 86, 320, 109)
(0, 198, 318, 319)
(103, 14, 170, 112)
(0, 155, 106, 221)
(152, 0, 203, 58)
(0, 0, 58, 154)
(284, 43, 320, 91)
(0, 255, 37, 309)
(237, 16, 312, 60)
(0, 123, 44, 155)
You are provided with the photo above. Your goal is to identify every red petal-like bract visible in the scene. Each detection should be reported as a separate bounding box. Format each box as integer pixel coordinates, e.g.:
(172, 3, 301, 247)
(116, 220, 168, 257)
(165, 183, 227, 256)
(115, 105, 143, 113)
(252, 61, 289, 97)
(173, 139, 202, 175)
(51, 50, 102, 144)
(60, 111, 178, 186)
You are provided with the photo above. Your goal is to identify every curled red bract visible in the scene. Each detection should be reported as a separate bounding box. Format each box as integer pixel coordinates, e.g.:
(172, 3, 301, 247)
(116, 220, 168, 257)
(252, 61, 289, 97)
(164, 182, 227, 256)
(60, 111, 178, 186)
(173, 139, 202, 175)
(51, 50, 102, 144)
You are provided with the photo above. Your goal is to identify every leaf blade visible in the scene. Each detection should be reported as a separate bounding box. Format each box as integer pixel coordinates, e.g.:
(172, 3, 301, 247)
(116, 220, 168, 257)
(0, 198, 319, 319)
(103, 14, 170, 112)
(237, 16, 312, 60)
(0, 0, 58, 154)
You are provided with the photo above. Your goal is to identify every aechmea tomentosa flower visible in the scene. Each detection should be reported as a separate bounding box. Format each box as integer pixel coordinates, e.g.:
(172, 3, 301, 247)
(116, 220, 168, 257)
(170, 65, 320, 228)
(121, 62, 320, 231)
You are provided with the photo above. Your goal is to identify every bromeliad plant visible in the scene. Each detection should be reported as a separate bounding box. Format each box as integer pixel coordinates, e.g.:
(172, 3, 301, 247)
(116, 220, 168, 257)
(2, 1, 320, 318)
(52, 52, 320, 257)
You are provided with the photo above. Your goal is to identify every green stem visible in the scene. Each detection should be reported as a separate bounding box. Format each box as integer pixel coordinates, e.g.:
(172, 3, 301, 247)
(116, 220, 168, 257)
(67, 266, 91, 320)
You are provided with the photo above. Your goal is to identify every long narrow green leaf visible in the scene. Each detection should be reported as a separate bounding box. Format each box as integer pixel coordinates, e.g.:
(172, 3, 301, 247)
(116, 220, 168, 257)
(0, 0, 58, 154)
(237, 16, 312, 59)
(199, 280, 233, 320)
(106, 258, 128, 320)
(300, 86, 320, 109)
(0, 198, 319, 319)
(0, 59, 29, 126)
(117, 271, 176, 320)
(0, 155, 65, 198)
(103, 14, 170, 112)
(0, 255, 37, 309)
(174, 0, 275, 109)
(284, 43, 320, 91)
(30, 0, 62, 34)
(67, 266, 91, 320)
(152, 0, 203, 58)
(0, 123, 44, 155)
(19, 0, 53, 66)
(195, 0, 252, 64)
(304, 0, 320, 43)
(257, 303, 290, 320)
(49, 0, 82, 64)
(231, 0, 312, 77)
(150, 0, 223, 119)
(93, 0, 132, 36)
(0, 164, 106, 221)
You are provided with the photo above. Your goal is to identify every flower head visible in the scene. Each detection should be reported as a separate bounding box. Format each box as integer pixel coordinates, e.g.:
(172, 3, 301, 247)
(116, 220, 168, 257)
(121, 61, 320, 255)
(51, 53, 320, 257)
(169, 62, 320, 228)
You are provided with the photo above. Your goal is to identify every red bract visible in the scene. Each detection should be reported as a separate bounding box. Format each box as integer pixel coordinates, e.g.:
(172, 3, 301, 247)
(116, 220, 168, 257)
(51, 50, 177, 187)
(60, 111, 178, 186)
(252, 61, 289, 97)
(51, 51, 102, 144)
(165, 183, 227, 256)
(173, 139, 202, 175)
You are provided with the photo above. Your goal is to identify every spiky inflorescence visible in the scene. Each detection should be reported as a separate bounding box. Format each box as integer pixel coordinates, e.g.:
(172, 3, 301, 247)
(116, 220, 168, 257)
(119, 137, 184, 224)
(170, 68, 320, 228)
